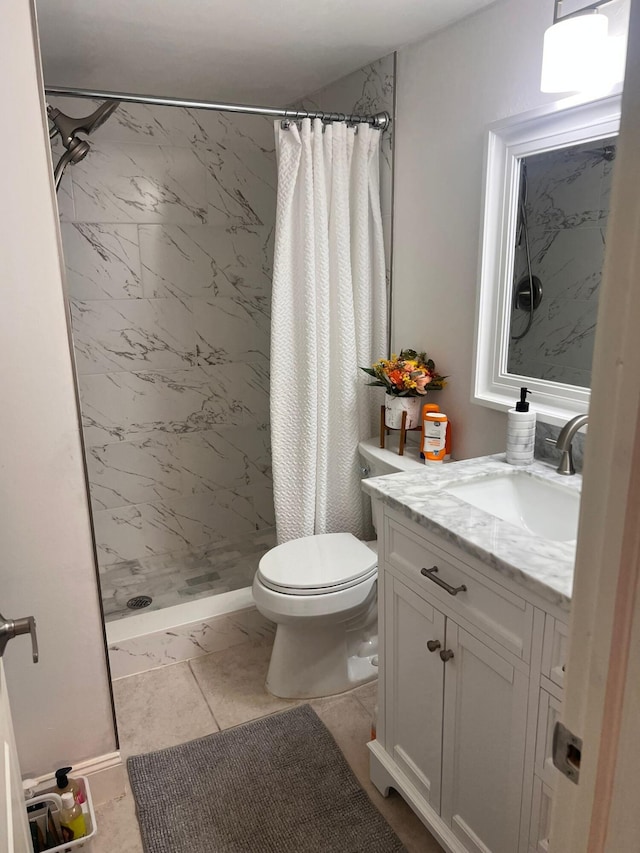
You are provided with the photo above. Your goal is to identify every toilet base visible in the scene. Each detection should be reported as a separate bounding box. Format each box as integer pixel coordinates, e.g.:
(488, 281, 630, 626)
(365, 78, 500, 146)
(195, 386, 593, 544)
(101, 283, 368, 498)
(265, 621, 378, 699)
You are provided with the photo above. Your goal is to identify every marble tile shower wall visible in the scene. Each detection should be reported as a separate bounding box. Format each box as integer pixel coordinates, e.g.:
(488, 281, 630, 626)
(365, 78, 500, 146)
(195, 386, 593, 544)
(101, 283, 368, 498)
(53, 98, 277, 577)
(508, 139, 614, 387)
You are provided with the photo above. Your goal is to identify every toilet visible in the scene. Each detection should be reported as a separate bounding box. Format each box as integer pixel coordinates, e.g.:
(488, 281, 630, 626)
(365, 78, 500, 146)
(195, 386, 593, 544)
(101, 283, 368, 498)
(252, 437, 424, 699)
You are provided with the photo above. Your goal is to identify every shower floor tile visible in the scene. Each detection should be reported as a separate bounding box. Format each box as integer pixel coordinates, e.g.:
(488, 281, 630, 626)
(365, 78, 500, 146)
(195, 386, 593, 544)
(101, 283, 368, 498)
(100, 527, 277, 622)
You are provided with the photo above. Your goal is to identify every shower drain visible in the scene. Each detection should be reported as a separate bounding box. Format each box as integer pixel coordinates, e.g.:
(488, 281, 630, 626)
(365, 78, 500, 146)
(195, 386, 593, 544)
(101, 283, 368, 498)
(126, 595, 153, 610)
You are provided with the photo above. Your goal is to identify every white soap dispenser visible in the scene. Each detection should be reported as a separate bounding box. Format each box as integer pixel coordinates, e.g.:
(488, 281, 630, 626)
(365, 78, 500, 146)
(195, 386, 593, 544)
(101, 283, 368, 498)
(506, 387, 536, 466)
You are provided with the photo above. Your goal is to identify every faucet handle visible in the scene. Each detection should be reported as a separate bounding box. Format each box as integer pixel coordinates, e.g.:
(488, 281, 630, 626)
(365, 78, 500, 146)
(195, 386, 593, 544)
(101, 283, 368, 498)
(545, 437, 558, 447)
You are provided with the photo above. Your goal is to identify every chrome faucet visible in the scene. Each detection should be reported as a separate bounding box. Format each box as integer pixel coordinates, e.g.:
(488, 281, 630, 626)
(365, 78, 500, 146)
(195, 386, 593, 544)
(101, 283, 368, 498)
(551, 414, 588, 475)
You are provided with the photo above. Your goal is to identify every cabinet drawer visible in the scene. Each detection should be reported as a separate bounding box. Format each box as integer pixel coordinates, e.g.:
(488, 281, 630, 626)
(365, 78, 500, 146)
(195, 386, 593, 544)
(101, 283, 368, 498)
(529, 775, 553, 852)
(542, 616, 569, 689)
(535, 689, 562, 789)
(385, 516, 533, 660)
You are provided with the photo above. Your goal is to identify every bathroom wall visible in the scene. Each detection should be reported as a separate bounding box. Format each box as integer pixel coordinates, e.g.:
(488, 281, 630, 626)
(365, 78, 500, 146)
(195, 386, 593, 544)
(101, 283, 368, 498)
(392, 0, 630, 459)
(508, 139, 615, 387)
(53, 98, 277, 612)
(2, 0, 116, 775)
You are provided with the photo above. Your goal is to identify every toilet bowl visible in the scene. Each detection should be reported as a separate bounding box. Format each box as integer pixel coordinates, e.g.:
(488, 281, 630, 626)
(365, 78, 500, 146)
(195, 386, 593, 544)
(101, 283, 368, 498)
(252, 437, 424, 699)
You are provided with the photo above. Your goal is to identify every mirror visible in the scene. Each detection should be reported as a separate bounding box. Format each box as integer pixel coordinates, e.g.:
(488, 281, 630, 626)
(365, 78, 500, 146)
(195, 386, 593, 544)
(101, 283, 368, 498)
(473, 95, 621, 426)
(507, 136, 616, 388)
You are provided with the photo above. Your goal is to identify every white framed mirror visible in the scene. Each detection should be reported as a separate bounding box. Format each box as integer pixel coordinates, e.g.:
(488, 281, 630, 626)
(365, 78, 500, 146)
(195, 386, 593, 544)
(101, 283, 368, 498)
(473, 94, 621, 426)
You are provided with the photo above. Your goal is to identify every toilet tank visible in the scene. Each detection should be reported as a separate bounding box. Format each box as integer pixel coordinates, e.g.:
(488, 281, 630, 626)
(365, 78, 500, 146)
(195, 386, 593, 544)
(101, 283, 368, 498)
(358, 437, 424, 535)
(358, 436, 424, 476)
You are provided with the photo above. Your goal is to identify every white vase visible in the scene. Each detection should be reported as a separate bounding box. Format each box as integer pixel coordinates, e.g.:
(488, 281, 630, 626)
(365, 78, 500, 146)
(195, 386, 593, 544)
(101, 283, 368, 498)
(384, 395, 422, 430)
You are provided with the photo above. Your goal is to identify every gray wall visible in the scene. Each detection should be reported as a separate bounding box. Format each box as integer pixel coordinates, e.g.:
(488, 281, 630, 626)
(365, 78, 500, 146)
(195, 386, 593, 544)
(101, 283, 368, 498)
(3, 7, 115, 776)
(391, 0, 629, 458)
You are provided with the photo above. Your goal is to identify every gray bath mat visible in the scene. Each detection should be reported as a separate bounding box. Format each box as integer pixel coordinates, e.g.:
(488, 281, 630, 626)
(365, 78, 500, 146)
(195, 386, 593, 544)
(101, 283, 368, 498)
(128, 704, 405, 853)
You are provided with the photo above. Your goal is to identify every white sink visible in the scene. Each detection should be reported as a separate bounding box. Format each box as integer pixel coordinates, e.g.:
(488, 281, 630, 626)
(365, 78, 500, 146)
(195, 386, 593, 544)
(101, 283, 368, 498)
(444, 472, 580, 542)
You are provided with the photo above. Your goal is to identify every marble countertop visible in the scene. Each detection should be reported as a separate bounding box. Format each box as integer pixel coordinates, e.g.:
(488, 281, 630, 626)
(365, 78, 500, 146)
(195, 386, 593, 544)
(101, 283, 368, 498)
(363, 454, 581, 610)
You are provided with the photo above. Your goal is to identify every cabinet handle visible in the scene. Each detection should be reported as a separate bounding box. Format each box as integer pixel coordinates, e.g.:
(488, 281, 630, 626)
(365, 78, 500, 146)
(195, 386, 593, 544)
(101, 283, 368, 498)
(426, 639, 441, 653)
(421, 566, 467, 596)
(440, 649, 455, 662)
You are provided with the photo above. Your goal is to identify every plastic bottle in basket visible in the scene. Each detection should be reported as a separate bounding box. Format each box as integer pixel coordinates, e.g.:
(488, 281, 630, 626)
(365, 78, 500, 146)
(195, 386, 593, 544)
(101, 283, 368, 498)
(59, 792, 86, 842)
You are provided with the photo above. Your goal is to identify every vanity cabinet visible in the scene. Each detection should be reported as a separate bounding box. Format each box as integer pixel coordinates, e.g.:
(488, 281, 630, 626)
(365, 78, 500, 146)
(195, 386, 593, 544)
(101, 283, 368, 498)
(386, 577, 445, 811)
(369, 505, 569, 853)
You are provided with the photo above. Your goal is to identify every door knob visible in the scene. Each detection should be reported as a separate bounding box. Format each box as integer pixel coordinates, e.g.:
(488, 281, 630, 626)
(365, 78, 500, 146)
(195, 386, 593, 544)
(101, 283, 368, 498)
(439, 649, 454, 662)
(0, 613, 39, 663)
(426, 639, 441, 652)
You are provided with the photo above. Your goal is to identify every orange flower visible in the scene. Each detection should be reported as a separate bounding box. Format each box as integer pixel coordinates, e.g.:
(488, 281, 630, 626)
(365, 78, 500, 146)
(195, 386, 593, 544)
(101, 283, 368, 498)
(361, 348, 448, 396)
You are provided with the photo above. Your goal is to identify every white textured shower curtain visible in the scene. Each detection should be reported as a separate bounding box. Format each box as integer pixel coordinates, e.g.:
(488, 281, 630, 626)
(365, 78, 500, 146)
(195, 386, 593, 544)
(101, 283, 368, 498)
(270, 118, 387, 543)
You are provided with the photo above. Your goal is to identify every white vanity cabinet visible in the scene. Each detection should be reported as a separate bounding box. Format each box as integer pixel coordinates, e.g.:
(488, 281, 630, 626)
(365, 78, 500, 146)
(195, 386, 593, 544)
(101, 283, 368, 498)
(369, 505, 570, 853)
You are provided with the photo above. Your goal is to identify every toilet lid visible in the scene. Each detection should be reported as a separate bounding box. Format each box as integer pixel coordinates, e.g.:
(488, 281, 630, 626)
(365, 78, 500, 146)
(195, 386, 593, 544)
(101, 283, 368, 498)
(257, 532, 377, 593)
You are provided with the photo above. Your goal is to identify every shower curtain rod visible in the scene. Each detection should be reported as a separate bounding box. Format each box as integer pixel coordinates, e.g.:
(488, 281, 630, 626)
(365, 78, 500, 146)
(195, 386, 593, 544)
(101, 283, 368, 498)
(45, 85, 391, 131)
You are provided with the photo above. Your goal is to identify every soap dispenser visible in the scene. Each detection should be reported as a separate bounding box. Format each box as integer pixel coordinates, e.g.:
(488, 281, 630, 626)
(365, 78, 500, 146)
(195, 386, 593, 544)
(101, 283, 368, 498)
(55, 767, 85, 805)
(506, 387, 536, 466)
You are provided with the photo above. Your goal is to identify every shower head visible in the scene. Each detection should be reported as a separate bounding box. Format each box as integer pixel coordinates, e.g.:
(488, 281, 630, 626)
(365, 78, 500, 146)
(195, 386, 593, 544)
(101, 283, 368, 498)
(48, 100, 120, 149)
(48, 99, 119, 192)
(53, 137, 91, 190)
(67, 136, 91, 162)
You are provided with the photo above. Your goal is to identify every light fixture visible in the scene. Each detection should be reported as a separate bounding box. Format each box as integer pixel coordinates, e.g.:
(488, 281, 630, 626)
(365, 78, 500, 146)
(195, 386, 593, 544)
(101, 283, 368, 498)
(541, 1, 614, 93)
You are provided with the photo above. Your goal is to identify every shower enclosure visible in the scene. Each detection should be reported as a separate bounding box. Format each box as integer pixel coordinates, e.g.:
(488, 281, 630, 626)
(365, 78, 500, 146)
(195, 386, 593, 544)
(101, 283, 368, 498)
(49, 79, 393, 627)
(51, 96, 279, 621)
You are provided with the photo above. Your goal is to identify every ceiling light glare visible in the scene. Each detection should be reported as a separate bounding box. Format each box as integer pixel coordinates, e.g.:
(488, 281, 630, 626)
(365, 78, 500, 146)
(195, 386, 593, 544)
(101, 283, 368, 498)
(541, 13, 609, 93)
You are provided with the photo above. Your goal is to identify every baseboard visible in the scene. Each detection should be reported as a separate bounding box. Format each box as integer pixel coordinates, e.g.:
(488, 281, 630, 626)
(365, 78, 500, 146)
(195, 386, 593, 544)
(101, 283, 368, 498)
(33, 751, 125, 806)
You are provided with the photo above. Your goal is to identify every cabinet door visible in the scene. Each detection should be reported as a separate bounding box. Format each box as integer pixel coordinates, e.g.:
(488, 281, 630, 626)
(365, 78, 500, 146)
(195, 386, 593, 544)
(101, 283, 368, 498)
(385, 574, 446, 812)
(441, 624, 529, 853)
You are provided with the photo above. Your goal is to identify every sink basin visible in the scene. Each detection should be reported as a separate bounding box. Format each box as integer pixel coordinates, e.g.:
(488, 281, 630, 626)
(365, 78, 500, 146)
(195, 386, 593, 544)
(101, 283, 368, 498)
(444, 472, 580, 542)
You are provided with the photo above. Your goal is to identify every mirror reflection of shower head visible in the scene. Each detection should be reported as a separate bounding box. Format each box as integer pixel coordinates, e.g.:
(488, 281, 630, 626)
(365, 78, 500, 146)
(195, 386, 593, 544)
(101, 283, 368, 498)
(48, 99, 119, 191)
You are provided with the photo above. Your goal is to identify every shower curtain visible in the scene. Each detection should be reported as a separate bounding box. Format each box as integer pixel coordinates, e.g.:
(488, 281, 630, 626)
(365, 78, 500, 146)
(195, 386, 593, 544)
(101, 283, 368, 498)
(270, 117, 387, 543)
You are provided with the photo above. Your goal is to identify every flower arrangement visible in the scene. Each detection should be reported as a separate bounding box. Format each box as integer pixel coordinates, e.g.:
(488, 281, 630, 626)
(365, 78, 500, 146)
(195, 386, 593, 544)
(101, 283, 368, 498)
(361, 349, 447, 397)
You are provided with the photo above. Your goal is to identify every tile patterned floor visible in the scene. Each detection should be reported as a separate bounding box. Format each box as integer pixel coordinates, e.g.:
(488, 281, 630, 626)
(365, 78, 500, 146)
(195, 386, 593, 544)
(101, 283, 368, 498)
(96, 638, 444, 853)
(101, 527, 277, 621)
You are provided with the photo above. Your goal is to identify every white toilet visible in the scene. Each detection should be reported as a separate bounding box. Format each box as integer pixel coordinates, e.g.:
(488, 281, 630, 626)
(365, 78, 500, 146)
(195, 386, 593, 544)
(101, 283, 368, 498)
(252, 437, 424, 699)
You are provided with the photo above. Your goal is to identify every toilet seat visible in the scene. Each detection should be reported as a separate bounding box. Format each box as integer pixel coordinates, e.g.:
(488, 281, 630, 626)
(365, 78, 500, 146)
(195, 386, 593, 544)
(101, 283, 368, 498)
(257, 532, 377, 596)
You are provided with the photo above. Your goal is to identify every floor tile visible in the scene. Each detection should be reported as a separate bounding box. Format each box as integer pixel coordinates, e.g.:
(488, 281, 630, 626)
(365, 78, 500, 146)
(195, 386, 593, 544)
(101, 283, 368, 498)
(107, 649, 441, 852)
(113, 661, 218, 758)
(93, 782, 143, 853)
(351, 679, 379, 715)
(189, 640, 297, 728)
(311, 693, 443, 853)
